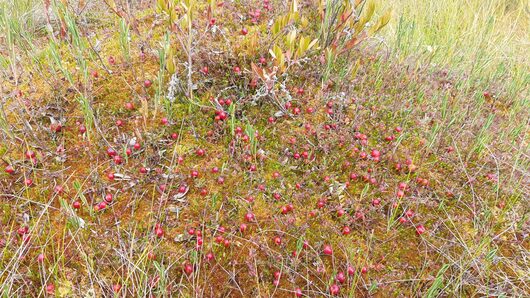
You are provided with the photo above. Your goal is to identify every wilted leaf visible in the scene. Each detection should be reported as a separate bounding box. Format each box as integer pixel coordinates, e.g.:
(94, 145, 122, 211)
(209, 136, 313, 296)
(251, 62, 265, 81)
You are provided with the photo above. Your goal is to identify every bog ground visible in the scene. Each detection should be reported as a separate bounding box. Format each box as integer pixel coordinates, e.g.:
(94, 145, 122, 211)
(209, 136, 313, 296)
(0, 0, 528, 297)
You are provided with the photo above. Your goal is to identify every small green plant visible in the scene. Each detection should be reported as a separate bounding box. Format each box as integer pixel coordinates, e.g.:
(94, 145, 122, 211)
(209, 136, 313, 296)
(119, 18, 131, 64)
(245, 123, 258, 156)
(425, 264, 450, 298)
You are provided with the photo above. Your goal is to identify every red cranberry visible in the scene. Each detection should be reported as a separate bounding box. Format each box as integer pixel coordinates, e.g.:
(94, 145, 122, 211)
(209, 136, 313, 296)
(347, 266, 355, 275)
(50, 123, 62, 133)
(178, 185, 187, 193)
(5, 165, 14, 174)
(25, 150, 36, 159)
(98, 201, 107, 210)
(239, 223, 247, 233)
(295, 288, 302, 297)
(46, 284, 55, 295)
(104, 193, 113, 203)
(245, 212, 255, 222)
(336, 272, 346, 283)
(329, 284, 339, 295)
(54, 185, 64, 194)
(274, 236, 281, 245)
(113, 155, 122, 164)
(155, 226, 164, 238)
(106, 148, 116, 157)
(199, 188, 208, 196)
(113, 284, 121, 293)
(361, 266, 368, 274)
(184, 263, 193, 275)
(416, 225, 426, 235)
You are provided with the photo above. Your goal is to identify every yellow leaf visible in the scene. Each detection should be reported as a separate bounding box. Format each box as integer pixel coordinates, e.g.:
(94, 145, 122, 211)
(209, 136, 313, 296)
(307, 38, 318, 51)
(169, 9, 176, 24)
(290, 12, 300, 22)
(290, 0, 298, 13)
(156, 0, 165, 12)
(278, 54, 285, 71)
(273, 45, 283, 60)
(296, 36, 315, 58)
(301, 16, 309, 27)
(287, 29, 297, 52)
(369, 9, 392, 35)
(272, 15, 287, 35)
(350, 58, 361, 79)
(167, 58, 176, 75)
(354, 0, 375, 33)
(296, 36, 306, 58)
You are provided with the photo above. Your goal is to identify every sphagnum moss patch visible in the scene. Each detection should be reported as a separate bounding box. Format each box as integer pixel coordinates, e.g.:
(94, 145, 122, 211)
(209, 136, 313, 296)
(0, 0, 528, 297)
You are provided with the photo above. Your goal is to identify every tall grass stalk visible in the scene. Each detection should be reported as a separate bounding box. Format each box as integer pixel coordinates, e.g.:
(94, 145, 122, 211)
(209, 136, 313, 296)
(119, 18, 131, 64)
(382, 0, 528, 86)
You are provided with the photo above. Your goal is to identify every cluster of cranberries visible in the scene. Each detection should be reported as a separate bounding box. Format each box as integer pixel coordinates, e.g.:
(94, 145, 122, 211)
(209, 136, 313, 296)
(265, 243, 374, 296)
